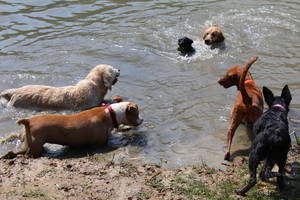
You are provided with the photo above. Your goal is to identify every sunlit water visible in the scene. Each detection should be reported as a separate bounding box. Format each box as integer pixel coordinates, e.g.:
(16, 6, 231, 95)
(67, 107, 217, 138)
(0, 0, 299, 168)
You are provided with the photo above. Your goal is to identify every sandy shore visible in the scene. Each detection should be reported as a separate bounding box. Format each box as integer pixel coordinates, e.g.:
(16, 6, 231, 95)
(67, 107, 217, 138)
(0, 145, 299, 200)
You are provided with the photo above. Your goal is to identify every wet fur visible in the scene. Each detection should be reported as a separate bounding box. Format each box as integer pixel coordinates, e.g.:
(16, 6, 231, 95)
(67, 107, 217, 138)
(0, 64, 120, 110)
(1, 101, 143, 159)
(177, 37, 195, 56)
(235, 85, 292, 196)
(203, 25, 225, 46)
(218, 57, 263, 160)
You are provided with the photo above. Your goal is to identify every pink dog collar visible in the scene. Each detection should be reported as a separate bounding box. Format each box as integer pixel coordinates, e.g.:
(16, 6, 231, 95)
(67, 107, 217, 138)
(103, 104, 118, 129)
(273, 104, 286, 111)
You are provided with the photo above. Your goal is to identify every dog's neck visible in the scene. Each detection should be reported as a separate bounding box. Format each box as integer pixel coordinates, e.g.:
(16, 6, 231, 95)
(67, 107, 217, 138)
(105, 102, 129, 127)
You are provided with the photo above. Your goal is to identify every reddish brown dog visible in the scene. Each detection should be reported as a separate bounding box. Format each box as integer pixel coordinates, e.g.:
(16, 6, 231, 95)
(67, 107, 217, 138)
(1, 100, 143, 158)
(218, 57, 263, 161)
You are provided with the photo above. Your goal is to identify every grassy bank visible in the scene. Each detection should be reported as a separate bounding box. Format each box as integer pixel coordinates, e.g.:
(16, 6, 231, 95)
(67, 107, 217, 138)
(0, 145, 299, 200)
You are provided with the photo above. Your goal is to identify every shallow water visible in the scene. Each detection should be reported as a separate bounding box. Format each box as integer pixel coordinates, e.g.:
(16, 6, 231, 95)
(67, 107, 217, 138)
(0, 0, 300, 168)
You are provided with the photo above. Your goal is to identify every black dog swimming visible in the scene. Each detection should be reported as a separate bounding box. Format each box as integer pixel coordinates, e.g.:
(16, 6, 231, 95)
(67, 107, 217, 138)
(177, 37, 195, 56)
(235, 85, 292, 196)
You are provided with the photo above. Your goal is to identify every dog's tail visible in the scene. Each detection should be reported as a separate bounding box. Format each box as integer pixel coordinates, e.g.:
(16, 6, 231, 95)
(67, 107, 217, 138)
(239, 57, 258, 105)
(17, 118, 30, 125)
(0, 89, 14, 101)
(17, 118, 32, 154)
(1, 119, 30, 159)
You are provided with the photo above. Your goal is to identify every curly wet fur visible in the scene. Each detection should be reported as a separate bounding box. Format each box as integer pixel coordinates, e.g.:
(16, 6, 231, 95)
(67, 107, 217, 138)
(0, 64, 120, 110)
(235, 85, 292, 196)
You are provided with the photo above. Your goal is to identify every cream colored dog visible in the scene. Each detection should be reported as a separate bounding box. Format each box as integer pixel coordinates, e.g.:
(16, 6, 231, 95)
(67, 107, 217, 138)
(1, 101, 143, 158)
(203, 25, 225, 46)
(0, 64, 120, 110)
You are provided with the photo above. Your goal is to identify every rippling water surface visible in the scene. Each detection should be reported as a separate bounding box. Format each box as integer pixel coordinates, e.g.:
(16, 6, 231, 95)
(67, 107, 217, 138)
(0, 0, 300, 168)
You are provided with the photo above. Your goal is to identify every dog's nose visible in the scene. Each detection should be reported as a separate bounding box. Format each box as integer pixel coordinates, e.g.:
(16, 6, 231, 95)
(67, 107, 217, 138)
(205, 40, 210, 45)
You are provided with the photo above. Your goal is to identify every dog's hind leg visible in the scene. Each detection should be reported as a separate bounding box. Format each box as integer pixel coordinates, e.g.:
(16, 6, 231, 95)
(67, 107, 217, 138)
(276, 155, 288, 190)
(260, 159, 276, 182)
(0, 148, 27, 159)
(259, 160, 268, 181)
(235, 152, 260, 196)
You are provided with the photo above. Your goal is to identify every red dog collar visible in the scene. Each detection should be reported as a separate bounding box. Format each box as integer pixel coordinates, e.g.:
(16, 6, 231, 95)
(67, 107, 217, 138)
(104, 104, 118, 129)
(244, 80, 255, 85)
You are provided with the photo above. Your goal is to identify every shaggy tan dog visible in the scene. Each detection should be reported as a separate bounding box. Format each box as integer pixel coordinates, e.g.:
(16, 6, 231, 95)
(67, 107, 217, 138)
(203, 25, 225, 45)
(0, 64, 120, 110)
(1, 101, 143, 158)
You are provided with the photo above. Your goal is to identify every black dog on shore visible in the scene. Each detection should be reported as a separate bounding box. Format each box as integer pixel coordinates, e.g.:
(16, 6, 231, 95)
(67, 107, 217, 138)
(235, 85, 292, 196)
(177, 37, 195, 56)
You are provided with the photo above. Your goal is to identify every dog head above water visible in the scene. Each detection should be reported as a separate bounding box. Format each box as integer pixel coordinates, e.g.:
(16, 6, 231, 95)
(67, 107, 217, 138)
(263, 85, 292, 113)
(177, 37, 195, 56)
(86, 64, 120, 90)
(203, 25, 225, 46)
(109, 102, 143, 127)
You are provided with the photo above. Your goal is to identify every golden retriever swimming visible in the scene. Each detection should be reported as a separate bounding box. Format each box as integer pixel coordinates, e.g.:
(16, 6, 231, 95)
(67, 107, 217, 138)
(203, 25, 225, 46)
(0, 64, 120, 110)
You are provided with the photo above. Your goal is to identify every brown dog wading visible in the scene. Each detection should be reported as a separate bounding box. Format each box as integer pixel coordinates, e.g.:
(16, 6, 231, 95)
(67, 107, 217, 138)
(1, 101, 143, 158)
(218, 57, 263, 161)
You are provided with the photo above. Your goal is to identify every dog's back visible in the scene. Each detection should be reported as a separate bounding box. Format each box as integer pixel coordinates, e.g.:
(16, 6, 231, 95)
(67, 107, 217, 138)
(252, 105, 290, 158)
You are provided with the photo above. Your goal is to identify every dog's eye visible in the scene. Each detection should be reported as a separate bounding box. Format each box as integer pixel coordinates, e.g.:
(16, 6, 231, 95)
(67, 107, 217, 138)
(211, 33, 215, 37)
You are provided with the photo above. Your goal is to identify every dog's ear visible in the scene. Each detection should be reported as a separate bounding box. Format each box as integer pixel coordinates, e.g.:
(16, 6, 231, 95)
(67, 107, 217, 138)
(112, 96, 123, 103)
(216, 32, 225, 43)
(202, 32, 208, 40)
(281, 85, 292, 107)
(263, 86, 274, 107)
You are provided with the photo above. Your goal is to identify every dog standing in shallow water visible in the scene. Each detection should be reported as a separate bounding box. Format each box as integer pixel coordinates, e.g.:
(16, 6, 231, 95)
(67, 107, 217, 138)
(0, 64, 120, 110)
(1, 100, 143, 158)
(218, 57, 263, 161)
(235, 85, 292, 196)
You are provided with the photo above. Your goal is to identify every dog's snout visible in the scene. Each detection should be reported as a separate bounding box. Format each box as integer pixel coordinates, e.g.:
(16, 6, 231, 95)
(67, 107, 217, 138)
(205, 40, 210, 45)
(116, 69, 120, 76)
(218, 78, 223, 85)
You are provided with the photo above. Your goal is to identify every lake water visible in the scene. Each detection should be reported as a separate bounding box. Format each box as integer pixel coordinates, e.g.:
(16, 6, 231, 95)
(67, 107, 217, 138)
(0, 0, 299, 168)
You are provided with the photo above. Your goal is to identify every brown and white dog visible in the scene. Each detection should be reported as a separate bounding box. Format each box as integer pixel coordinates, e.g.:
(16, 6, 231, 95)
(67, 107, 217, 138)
(1, 100, 143, 158)
(0, 64, 120, 110)
(203, 25, 225, 46)
(218, 57, 263, 161)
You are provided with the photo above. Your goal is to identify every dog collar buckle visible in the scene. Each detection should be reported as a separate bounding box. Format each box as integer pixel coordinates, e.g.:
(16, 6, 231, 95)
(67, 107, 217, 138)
(273, 104, 286, 111)
(105, 104, 118, 129)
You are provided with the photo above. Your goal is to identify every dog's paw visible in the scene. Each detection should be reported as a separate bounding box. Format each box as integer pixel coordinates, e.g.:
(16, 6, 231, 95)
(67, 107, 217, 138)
(235, 189, 246, 196)
(224, 152, 231, 161)
(1, 151, 17, 159)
